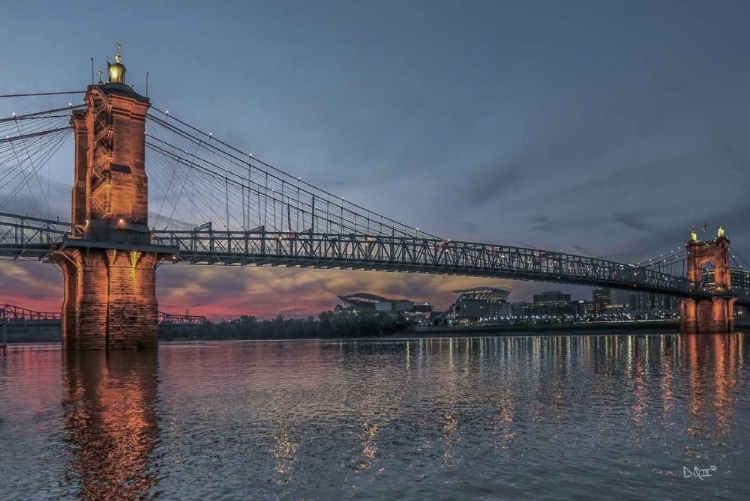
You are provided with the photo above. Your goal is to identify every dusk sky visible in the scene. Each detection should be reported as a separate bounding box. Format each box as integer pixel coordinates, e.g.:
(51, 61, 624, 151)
(2, 0, 750, 319)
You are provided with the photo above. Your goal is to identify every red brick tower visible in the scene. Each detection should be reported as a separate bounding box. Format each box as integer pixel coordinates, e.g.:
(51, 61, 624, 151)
(680, 226, 736, 333)
(52, 46, 175, 349)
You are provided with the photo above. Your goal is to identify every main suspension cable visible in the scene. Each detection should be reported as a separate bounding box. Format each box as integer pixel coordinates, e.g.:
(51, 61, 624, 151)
(0, 91, 86, 99)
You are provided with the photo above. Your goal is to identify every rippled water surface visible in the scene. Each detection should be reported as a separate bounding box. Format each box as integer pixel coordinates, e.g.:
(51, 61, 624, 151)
(2, 334, 749, 500)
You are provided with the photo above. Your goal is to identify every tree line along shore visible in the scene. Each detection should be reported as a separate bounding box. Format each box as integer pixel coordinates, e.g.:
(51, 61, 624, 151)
(3, 312, 693, 344)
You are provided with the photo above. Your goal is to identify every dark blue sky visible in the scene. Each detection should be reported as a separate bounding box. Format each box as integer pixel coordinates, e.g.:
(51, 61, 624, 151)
(2, 1, 750, 316)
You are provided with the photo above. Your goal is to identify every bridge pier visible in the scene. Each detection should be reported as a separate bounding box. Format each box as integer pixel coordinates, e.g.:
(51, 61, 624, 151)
(680, 228, 736, 334)
(53, 247, 162, 349)
(51, 47, 174, 350)
(680, 297, 736, 334)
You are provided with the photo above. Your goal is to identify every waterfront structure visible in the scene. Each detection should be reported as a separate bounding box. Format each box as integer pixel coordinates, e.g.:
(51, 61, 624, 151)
(570, 300, 596, 318)
(609, 289, 631, 309)
(631, 293, 680, 317)
(445, 287, 511, 323)
(532, 291, 572, 316)
(336, 292, 432, 318)
(50, 49, 175, 349)
(681, 227, 735, 333)
(592, 288, 610, 314)
(592, 286, 681, 319)
(511, 301, 534, 318)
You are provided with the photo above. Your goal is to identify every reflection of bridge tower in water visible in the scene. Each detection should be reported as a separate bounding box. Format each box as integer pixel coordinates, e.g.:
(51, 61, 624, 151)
(681, 333, 741, 437)
(680, 226, 736, 333)
(51, 46, 174, 349)
(62, 351, 159, 499)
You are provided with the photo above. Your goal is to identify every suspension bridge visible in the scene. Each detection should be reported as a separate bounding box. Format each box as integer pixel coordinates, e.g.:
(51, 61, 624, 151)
(1, 46, 748, 348)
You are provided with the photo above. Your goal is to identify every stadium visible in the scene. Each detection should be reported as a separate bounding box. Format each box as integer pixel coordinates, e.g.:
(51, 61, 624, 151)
(335, 292, 433, 319)
(443, 287, 512, 324)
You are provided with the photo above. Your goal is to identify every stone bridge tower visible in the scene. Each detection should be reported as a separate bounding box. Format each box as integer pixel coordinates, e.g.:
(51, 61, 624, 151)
(680, 226, 736, 333)
(52, 46, 174, 349)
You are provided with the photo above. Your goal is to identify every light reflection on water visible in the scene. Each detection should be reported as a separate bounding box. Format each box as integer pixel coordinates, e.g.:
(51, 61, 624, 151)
(1, 334, 749, 500)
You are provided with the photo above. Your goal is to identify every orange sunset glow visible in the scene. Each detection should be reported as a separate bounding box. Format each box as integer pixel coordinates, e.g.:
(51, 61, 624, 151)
(1, 259, 537, 321)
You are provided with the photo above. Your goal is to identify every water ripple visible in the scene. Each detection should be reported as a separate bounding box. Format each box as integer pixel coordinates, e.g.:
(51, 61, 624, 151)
(1, 334, 749, 500)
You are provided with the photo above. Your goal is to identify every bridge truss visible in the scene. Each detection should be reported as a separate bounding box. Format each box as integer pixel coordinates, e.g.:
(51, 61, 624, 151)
(3, 210, 749, 303)
(1, 304, 60, 324)
(0, 302, 206, 327)
(158, 311, 208, 325)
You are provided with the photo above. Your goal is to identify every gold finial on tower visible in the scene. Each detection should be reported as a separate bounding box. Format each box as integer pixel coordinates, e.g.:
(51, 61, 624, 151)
(718, 224, 725, 239)
(690, 227, 698, 242)
(107, 43, 126, 84)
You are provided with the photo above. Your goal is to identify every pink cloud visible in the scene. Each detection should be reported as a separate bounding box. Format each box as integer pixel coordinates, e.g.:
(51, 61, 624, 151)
(1, 259, 520, 321)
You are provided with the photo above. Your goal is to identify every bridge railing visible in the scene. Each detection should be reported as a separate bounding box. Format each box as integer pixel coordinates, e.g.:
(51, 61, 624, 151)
(2, 213, 748, 302)
(0, 212, 74, 258)
(151, 229, 713, 298)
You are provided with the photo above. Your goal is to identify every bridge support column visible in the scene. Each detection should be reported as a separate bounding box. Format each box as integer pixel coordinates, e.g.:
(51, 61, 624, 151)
(680, 299, 697, 334)
(50, 48, 176, 350)
(680, 297, 735, 334)
(680, 228, 736, 334)
(53, 247, 161, 350)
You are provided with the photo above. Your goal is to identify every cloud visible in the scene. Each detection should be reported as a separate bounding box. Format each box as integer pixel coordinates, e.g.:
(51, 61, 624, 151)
(0, 261, 61, 311)
(573, 245, 593, 256)
(153, 264, 517, 320)
(614, 213, 653, 233)
(528, 215, 556, 233)
(0, 180, 71, 221)
(460, 156, 532, 208)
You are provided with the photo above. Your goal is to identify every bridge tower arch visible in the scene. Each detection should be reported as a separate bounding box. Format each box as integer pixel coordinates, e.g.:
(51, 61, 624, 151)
(51, 47, 174, 349)
(680, 226, 736, 333)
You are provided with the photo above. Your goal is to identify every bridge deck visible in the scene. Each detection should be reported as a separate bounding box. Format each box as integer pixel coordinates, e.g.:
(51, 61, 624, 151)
(3, 212, 747, 303)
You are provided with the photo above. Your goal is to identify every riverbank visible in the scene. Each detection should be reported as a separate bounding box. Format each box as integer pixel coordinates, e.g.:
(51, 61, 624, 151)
(397, 320, 682, 338)
(6, 319, 749, 344)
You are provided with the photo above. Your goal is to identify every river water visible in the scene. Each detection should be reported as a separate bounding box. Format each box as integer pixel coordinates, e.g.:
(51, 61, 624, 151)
(1, 334, 749, 500)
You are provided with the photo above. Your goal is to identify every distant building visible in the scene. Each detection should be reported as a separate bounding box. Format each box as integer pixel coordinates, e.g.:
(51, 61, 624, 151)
(570, 300, 596, 317)
(631, 292, 678, 316)
(336, 292, 432, 318)
(609, 289, 631, 308)
(446, 287, 512, 323)
(592, 288, 610, 314)
(532, 291, 572, 316)
(590, 287, 680, 318)
(511, 301, 534, 318)
(632, 292, 650, 313)
(702, 267, 750, 296)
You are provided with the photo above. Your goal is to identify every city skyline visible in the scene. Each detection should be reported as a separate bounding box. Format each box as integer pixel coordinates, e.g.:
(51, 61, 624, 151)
(2, 0, 750, 319)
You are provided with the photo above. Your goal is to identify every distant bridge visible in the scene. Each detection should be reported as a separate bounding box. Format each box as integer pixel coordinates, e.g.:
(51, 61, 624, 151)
(0, 303, 60, 325)
(158, 311, 208, 325)
(1, 303, 206, 326)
